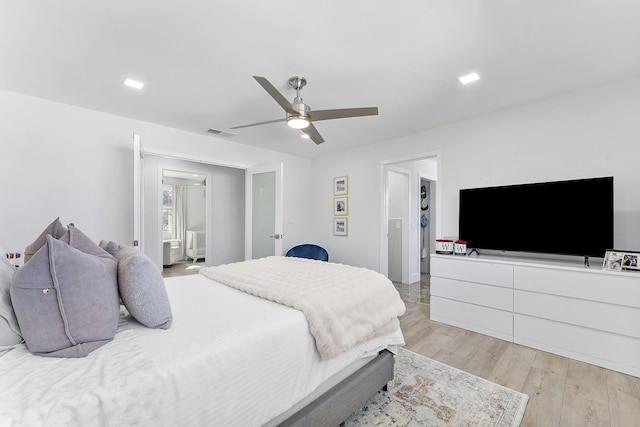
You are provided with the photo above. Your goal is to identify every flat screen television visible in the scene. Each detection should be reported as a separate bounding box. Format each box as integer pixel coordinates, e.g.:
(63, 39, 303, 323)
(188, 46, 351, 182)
(458, 176, 614, 258)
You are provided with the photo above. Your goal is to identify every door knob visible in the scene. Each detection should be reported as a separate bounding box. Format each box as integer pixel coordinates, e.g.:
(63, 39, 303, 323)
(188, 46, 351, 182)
(269, 234, 283, 239)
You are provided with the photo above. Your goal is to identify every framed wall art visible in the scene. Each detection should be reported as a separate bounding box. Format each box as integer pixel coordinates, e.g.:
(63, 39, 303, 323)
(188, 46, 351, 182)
(334, 197, 348, 216)
(333, 217, 348, 236)
(333, 176, 348, 196)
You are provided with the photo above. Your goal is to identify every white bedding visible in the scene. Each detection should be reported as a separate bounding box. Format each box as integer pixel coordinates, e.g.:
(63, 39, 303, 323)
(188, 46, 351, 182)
(0, 273, 404, 426)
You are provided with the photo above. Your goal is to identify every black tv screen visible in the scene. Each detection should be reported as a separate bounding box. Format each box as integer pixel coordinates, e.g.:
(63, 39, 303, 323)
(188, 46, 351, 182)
(458, 177, 614, 258)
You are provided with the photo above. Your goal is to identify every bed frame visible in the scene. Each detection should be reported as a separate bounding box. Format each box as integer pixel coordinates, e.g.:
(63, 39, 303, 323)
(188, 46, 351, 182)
(269, 350, 394, 427)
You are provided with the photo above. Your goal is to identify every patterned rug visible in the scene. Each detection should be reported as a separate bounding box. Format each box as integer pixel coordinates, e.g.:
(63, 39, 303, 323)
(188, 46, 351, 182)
(344, 348, 528, 427)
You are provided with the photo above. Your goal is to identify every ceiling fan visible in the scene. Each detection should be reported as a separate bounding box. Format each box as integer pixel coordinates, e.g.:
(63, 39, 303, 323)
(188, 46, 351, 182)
(230, 76, 379, 145)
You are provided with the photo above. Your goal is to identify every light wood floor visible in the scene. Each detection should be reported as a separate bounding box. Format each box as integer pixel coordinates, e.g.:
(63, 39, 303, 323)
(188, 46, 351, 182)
(162, 260, 205, 278)
(400, 301, 640, 427)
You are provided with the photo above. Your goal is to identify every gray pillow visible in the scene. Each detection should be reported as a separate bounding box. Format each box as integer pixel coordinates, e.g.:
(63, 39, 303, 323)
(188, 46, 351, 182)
(0, 260, 22, 347)
(11, 235, 119, 357)
(99, 239, 119, 257)
(116, 245, 173, 329)
(23, 217, 67, 263)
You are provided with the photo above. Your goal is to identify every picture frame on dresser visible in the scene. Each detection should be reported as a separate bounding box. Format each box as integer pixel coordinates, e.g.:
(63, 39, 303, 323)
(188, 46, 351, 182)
(603, 250, 639, 271)
(603, 251, 624, 271)
(622, 252, 639, 270)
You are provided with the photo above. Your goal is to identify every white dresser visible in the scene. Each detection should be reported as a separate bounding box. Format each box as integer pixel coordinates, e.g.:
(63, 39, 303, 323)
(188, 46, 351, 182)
(430, 254, 640, 377)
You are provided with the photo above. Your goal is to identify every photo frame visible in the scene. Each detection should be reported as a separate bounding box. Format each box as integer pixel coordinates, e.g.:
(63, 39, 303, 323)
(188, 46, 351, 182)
(622, 252, 639, 271)
(333, 176, 348, 196)
(333, 217, 348, 236)
(602, 251, 624, 271)
(334, 197, 348, 216)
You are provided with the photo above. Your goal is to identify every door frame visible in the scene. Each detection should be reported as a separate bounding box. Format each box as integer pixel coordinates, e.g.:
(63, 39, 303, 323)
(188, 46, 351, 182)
(133, 139, 250, 267)
(133, 133, 144, 251)
(379, 150, 442, 280)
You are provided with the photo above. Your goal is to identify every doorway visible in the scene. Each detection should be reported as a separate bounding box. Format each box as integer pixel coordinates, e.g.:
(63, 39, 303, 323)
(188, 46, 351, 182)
(381, 152, 440, 304)
(140, 153, 245, 272)
(133, 133, 282, 270)
(161, 169, 207, 277)
(419, 177, 435, 275)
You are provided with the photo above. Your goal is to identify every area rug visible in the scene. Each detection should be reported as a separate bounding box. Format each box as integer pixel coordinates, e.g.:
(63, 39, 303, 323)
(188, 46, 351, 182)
(344, 348, 528, 427)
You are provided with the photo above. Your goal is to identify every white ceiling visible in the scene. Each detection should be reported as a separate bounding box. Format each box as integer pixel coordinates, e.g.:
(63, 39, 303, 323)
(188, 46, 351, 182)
(2, 1, 640, 158)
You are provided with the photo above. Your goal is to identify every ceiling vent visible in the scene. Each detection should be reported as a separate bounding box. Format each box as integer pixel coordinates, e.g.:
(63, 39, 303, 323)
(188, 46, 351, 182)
(207, 128, 235, 138)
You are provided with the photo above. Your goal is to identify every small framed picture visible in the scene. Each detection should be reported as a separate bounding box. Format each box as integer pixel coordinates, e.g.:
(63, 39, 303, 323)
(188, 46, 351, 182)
(334, 176, 348, 196)
(602, 251, 624, 271)
(333, 217, 348, 236)
(622, 252, 639, 271)
(334, 197, 348, 216)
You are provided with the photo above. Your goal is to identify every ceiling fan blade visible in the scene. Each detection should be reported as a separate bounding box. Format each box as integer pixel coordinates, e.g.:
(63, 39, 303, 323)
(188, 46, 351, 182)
(303, 123, 324, 145)
(230, 118, 286, 130)
(253, 76, 298, 115)
(308, 107, 378, 122)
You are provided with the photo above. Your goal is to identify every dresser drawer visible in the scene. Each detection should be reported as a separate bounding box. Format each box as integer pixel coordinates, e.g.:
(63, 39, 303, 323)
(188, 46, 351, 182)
(514, 314, 640, 378)
(431, 256, 513, 288)
(431, 296, 513, 342)
(432, 277, 513, 311)
(514, 266, 640, 307)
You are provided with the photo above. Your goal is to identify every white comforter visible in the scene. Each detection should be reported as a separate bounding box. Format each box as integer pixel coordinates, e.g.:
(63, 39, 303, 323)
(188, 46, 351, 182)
(200, 256, 406, 360)
(0, 274, 404, 427)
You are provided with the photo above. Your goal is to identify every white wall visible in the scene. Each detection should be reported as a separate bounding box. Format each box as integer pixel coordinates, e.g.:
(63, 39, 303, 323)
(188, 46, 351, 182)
(311, 74, 640, 271)
(0, 89, 314, 255)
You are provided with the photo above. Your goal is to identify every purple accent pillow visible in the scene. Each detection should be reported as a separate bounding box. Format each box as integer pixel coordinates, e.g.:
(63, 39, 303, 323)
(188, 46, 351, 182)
(23, 217, 67, 263)
(11, 235, 119, 357)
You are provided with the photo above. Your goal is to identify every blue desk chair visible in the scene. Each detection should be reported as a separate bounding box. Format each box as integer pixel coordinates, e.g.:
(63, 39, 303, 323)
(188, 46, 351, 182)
(285, 244, 329, 262)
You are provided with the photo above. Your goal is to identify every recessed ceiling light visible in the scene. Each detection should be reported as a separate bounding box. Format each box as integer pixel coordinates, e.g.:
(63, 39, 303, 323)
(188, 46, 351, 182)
(458, 72, 480, 85)
(300, 133, 310, 139)
(123, 78, 145, 90)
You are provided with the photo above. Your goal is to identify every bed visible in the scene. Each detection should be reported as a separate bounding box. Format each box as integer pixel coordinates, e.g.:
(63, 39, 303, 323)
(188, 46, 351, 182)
(1, 245, 405, 426)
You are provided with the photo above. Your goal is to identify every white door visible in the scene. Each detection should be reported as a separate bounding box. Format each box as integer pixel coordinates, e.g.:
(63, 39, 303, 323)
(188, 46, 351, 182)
(133, 133, 144, 251)
(245, 163, 283, 259)
(386, 167, 410, 283)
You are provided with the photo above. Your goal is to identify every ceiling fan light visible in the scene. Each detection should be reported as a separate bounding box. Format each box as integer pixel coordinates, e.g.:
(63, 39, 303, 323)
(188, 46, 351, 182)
(287, 116, 310, 129)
